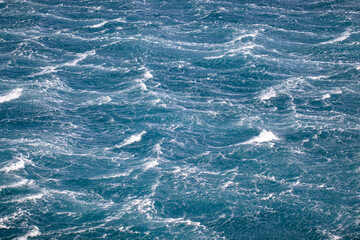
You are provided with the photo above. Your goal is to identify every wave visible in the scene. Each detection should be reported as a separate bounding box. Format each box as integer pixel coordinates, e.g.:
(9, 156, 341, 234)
(0, 179, 33, 192)
(259, 88, 277, 100)
(11, 193, 44, 203)
(0, 88, 23, 103)
(88, 20, 108, 28)
(90, 169, 134, 180)
(143, 158, 159, 171)
(32, 50, 96, 76)
(319, 29, 352, 45)
(82, 96, 112, 106)
(242, 129, 280, 144)
(16, 226, 41, 240)
(106, 131, 147, 150)
(0, 154, 30, 173)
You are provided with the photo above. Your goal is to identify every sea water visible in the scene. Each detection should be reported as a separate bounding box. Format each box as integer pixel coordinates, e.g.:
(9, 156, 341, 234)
(0, 0, 359, 239)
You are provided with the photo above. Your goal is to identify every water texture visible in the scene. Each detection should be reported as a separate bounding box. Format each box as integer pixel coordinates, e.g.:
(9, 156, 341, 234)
(1, 0, 360, 239)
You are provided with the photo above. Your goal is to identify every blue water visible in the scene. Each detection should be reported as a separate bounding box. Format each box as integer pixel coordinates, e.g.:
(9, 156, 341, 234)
(1, 0, 360, 239)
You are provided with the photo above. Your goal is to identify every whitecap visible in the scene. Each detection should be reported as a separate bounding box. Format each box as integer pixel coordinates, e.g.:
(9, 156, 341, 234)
(107, 131, 146, 150)
(153, 143, 162, 155)
(0, 88, 23, 104)
(222, 181, 233, 189)
(204, 54, 226, 60)
(259, 88, 277, 100)
(12, 193, 43, 203)
(124, 196, 154, 214)
(307, 75, 330, 80)
(144, 69, 153, 79)
(319, 29, 351, 45)
(33, 50, 96, 76)
(0, 154, 29, 173)
(143, 159, 159, 171)
(65, 50, 96, 66)
(83, 96, 112, 106)
(164, 217, 202, 228)
(243, 129, 279, 144)
(139, 81, 148, 91)
(321, 93, 331, 100)
(90, 169, 133, 180)
(16, 226, 41, 240)
(229, 30, 259, 44)
(0, 179, 33, 192)
(89, 20, 108, 28)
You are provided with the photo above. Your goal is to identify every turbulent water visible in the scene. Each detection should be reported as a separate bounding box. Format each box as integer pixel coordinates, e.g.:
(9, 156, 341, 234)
(1, 0, 360, 239)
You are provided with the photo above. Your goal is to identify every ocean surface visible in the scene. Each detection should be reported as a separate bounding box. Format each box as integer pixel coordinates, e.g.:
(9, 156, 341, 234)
(1, 0, 360, 239)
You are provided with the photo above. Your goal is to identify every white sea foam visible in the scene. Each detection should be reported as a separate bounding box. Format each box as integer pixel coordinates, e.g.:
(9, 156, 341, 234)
(204, 54, 226, 60)
(307, 75, 330, 80)
(153, 143, 162, 155)
(164, 217, 202, 228)
(222, 181, 233, 189)
(0, 154, 29, 173)
(262, 193, 274, 200)
(65, 50, 96, 66)
(243, 130, 279, 144)
(90, 169, 133, 180)
(125, 197, 154, 214)
(321, 93, 331, 100)
(0, 209, 28, 229)
(0, 179, 33, 191)
(134, 67, 153, 91)
(259, 88, 277, 100)
(89, 20, 108, 28)
(230, 32, 258, 43)
(204, 43, 256, 59)
(320, 29, 351, 45)
(139, 81, 148, 91)
(33, 50, 96, 76)
(144, 69, 153, 79)
(0, 88, 23, 103)
(320, 229, 342, 240)
(107, 131, 146, 150)
(13, 193, 44, 203)
(143, 159, 159, 171)
(16, 226, 41, 240)
(83, 96, 112, 106)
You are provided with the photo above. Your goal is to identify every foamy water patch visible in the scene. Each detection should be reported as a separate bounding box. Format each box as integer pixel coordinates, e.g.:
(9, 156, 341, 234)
(89, 20, 108, 28)
(230, 31, 259, 44)
(33, 50, 96, 76)
(0, 88, 23, 103)
(143, 158, 159, 171)
(163, 217, 202, 228)
(65, 50, 96, 66)
(83, 96, 112, 106)
(124, 196, 155, 215)
(0, 179, 33, 192)
(106, 131, 146, 150)
(144, 69, 153, 79)
(16, 226, 41, 240)
(0, 154, 31, 173)
(320, 29, 351, 45)
(90, 169, 134, 180)
(242, 130, 280, 144)
(153, 143, 163, 155)
(259, 88, 277, 100)
(321, 93, 331, 100)
(12, 193, 44, 203)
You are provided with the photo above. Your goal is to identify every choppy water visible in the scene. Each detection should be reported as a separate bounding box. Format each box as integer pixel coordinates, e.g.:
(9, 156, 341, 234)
(1, 0, 360, 239)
